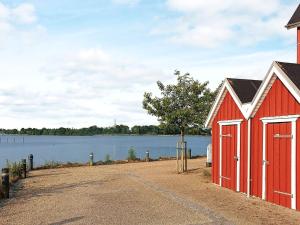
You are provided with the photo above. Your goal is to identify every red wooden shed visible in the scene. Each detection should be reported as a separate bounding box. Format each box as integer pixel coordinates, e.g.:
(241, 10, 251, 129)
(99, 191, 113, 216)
(205, 4, 300, 210)
(249, 61, 300, 210)
(205, 78, 261, 194)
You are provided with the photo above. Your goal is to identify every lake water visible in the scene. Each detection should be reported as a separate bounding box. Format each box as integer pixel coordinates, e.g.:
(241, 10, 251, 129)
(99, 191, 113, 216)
(0, 135, 211, 168)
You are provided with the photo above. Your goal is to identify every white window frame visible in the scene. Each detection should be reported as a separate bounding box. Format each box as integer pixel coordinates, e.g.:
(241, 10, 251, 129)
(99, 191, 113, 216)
(261, 115, 299, 210)
(218, 119, 242, 192)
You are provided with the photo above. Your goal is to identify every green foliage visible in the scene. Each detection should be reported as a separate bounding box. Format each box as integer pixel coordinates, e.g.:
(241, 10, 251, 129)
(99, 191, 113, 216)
(6, 160, 22, 179)
(0, 124, 210, 136)
(127, 147, 137, 161)
(143, 71, 216, 139)
(0, 125, 130, 136)
(43, 160, 61, 169)
(105, 154, 112, 163)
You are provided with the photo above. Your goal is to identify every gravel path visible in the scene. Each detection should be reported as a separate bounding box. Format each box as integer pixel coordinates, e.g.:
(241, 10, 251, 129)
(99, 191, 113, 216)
(1, 158, 300, 225)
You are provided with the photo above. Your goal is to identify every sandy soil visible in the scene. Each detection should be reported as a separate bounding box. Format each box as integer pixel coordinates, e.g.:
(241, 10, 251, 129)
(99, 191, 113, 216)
(0, 158, 300, 225)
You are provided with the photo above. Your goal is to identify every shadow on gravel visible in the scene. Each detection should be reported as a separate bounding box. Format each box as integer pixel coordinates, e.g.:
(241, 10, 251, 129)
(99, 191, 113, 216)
(17, 180, 102, 200)
(48, 216, 84, 225)
(28, 171, 70, 179)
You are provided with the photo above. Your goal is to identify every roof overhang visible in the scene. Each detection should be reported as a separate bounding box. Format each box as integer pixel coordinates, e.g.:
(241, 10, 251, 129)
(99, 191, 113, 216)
(204, 79, 248, 128)
(246, 61, 300, 118)
(285, 22, 300, 30)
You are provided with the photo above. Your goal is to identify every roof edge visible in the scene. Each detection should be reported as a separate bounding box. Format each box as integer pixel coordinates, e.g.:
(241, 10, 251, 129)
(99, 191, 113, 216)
(205, 79, 245, 128)
(246, 61, 300, 119)
(285, 22, 300, 30)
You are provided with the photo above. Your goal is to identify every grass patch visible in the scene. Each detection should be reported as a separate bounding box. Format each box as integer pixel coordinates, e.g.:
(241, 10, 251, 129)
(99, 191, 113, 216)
(202, 169, 211, 178)
(6, 160, 22, 181)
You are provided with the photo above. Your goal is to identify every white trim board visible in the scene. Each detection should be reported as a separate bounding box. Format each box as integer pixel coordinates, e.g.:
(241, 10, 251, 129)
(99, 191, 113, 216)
(219, 119, 242, 192)
(206, 61, 300, 128)
(261, 115, 299, 210)
(205, 79, 247, 128)
(246, 62, 300, 119)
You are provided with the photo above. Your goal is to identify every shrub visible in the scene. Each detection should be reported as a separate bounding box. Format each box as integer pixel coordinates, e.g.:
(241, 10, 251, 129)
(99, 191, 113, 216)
(105, 154, 112, 164)
(43, 160, 61, 169)
(6, 160, 22, 180)
(127, 147, 137, 161)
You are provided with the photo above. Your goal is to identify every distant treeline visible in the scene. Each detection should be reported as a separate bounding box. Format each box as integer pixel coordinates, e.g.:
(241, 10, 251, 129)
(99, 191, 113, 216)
(0, 125, 210, 136)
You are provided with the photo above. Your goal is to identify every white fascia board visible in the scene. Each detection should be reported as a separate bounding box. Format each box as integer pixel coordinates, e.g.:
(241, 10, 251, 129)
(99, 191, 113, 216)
(246, 62, 300, 119)
(205, 79, 245, 128)
(204, 82, 226, 128)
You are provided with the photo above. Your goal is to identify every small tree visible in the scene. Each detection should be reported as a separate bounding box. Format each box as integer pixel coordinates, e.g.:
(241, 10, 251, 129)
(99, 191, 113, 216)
(143, 70, 216, 143)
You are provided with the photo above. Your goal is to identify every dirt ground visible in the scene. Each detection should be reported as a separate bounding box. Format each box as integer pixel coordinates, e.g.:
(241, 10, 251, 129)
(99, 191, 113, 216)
(0, 158, 300, 225)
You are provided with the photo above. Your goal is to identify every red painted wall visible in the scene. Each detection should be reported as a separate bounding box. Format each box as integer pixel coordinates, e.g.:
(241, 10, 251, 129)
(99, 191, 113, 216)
(251, 78, 300, 210)
(297, 27, 300, 64)
(211, 91, 248, 193)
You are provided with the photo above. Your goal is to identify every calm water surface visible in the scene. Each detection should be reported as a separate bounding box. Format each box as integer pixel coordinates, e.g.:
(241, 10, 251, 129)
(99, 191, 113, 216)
(0, 135, 211, 168)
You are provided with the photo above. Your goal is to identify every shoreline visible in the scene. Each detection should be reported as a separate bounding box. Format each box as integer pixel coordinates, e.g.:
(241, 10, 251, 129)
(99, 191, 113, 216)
(0, 134, 211, 137)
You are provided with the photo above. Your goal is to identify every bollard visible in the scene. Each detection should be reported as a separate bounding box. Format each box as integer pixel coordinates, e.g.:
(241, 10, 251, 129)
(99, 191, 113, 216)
(206, 144, 212, 167)
(145, 150, 150, 162)
(89, 152, 94, 166)
(22, 159, 27, 178)
(1, 168, 9, 198)
(188, 148, 192, 159)
(28, 154, 33, 171)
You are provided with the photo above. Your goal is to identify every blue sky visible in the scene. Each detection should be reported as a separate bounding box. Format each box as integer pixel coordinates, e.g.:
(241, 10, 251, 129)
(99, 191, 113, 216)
(0, 0, 298, 128)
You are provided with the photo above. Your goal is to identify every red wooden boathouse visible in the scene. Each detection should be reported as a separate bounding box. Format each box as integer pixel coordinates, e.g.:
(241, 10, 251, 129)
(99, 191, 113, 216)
(205, 4, 300, 210)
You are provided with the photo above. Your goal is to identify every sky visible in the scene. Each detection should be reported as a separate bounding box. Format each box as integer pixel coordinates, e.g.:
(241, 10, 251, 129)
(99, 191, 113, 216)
(0, 0, 298, 129)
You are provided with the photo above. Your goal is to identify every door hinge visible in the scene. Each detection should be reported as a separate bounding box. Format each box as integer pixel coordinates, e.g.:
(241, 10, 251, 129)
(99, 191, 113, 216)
(263, 160, 269, 165)
(274, 190, 293, 198)
(274, 134, 293, 139)
(220, 134, 232, 138)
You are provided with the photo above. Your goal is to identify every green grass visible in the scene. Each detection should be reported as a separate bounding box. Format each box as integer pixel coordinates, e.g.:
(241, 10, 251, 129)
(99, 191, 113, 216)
(6, 160, 22, 180)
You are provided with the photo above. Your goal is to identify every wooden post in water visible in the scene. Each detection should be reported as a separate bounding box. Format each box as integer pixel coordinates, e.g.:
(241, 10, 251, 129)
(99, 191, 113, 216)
(1, 168, 9, 198)
(89, 152, 94, 166)
(21, 159, 27, 178)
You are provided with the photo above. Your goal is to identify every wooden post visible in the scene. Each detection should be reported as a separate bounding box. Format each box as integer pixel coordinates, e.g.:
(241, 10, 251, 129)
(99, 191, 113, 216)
(89, 152, 94, 166)
(188, 148, 192, 159)
(176, 142, 178, 171)
(145, 150, 150, 162)
(22, 159, 27, 178)
(1, 168, 9, 198)
(184, 142, 187, 172)
(180, 142, 183, 172)
(28, 154, 33, 171)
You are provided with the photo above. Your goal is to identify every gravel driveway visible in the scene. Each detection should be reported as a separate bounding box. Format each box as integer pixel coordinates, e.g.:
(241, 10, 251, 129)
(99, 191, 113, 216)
(1, 159, 300, 225)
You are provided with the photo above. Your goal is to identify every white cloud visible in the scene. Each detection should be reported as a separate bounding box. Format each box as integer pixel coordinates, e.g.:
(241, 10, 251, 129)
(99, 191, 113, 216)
(0, 47, 169, 128)
(112, 0, 140, 6)
(12, 3, 37, 24)
(0, 2, 42, 46)
(155, 0, 298, 47)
